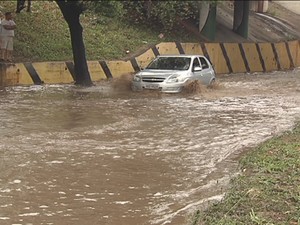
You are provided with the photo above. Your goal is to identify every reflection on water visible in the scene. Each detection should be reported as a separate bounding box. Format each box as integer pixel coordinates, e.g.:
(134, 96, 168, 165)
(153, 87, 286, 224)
(1, 70, 300, 225)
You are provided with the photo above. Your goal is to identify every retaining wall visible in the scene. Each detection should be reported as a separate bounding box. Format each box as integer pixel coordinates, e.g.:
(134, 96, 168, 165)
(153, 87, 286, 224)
(0, 40, 299, 86)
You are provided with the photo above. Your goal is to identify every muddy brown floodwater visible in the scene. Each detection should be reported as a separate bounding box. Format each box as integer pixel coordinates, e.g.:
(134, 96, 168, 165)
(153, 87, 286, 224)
(1, 69, 300, 225)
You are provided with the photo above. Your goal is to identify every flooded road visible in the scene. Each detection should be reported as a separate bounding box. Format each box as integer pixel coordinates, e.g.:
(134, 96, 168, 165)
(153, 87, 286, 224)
(1, 69, 300, 225)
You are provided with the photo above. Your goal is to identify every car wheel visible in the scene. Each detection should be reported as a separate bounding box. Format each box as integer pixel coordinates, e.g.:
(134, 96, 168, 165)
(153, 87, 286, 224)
(208, 78, 216, 88)
(131, 84, 142, 92)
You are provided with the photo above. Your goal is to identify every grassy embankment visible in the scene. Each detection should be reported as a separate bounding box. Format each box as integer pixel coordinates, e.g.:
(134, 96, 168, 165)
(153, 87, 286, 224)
(0, 1, 197, 63)
(192, 124, 300, 225)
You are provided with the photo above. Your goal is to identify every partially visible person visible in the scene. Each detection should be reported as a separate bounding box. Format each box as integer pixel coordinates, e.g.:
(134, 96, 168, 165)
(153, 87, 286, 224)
(16, 0, 31, 13)
(1, 12, 16, 62)
(16, 0, 26, 13)
(0, 12, 3, 62)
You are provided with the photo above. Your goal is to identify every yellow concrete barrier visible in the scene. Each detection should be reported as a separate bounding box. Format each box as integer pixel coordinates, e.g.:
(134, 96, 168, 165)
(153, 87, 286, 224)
(33, 62, 74, 84)
(257, 43, 278, 72)
(288, 40, 300, 67)
(241, 43, 264, 72)
(205, 43, 230, 74)
(135, 48, 155, 69)
(11, 63, 33, 85)
(106, 60, 135, 78)
(223, 43, 247, 73)
(0, 64, 21, 86)
(0, 40, 299, 87)
(274, 42, 291, 70)
(180, 43, 204, 55)
(87, 61, 106, 81)
(156, 42, 180, 55)
(297, 40, 300, 67)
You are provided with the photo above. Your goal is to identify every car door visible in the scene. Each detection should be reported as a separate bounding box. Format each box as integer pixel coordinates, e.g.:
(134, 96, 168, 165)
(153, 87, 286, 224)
(199, 56, 214, 85)
(191, 57, 204, 83)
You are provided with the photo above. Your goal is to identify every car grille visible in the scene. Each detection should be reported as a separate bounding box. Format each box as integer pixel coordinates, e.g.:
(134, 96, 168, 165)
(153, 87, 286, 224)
(142, 77, 165, 83)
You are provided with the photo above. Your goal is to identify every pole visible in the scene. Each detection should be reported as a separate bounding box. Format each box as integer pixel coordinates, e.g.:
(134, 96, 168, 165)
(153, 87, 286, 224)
(201, 4, 217, 41)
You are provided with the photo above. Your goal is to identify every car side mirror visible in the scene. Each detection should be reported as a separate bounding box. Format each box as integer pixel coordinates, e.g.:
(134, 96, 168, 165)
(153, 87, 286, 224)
(193, 66, 202, 72)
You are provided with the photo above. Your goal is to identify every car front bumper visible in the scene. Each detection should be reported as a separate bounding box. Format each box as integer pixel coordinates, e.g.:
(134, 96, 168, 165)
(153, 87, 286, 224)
(131, 81, 185, 93)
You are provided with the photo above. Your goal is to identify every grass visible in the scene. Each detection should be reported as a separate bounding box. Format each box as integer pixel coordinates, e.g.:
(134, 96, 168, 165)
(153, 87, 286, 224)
(194, 123, 300, 225)
(13, 1, 161, 62)
(0, 1, 199, 63)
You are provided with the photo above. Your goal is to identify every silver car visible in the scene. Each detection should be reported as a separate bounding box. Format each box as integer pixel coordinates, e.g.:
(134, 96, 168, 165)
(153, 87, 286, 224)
(131, 55, 216, 93)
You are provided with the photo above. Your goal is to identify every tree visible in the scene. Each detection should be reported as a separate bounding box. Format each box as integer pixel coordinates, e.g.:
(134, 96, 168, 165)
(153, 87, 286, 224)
(56, 0, 93, 86)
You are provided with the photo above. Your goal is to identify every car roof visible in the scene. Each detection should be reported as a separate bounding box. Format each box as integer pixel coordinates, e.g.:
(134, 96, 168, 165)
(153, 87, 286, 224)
(157, 54, 204, 58)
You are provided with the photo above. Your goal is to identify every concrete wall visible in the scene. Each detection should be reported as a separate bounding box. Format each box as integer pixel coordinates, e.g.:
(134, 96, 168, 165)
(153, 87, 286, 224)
(0, 40, 299, 86)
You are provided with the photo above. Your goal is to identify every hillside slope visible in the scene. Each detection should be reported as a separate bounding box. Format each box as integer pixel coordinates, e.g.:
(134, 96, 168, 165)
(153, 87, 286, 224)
(2, 1, 195, 63)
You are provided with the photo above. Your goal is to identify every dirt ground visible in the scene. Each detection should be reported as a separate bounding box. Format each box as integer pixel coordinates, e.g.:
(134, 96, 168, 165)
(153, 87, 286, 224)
(215, 1, 300, 43)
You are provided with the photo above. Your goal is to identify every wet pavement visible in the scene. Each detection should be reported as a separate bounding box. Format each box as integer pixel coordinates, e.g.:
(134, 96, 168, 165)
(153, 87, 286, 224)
(1, 69, 300, 225)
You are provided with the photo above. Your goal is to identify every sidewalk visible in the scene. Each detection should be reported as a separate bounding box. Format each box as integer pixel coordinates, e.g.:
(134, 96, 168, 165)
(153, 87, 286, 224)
(276, 1, 300, 15)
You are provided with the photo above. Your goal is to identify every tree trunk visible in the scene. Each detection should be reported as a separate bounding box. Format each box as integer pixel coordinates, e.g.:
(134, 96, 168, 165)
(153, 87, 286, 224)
(56, 1, 93, 86)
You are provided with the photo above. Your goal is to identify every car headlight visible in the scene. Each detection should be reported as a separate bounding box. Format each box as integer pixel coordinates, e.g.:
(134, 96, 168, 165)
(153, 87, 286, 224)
(133, 75, 141, 82)
(166, 74, 180, 83)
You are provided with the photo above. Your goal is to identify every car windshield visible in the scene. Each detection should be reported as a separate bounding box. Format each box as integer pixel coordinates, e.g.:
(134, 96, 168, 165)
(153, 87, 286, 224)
(146, 57, 191, 70)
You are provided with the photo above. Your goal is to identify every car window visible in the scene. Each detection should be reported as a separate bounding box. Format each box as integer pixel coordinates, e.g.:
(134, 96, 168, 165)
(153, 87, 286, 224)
(192, 58, 201, 70)
(199, 57, 209, 69)
(146, 57, 191, 70)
